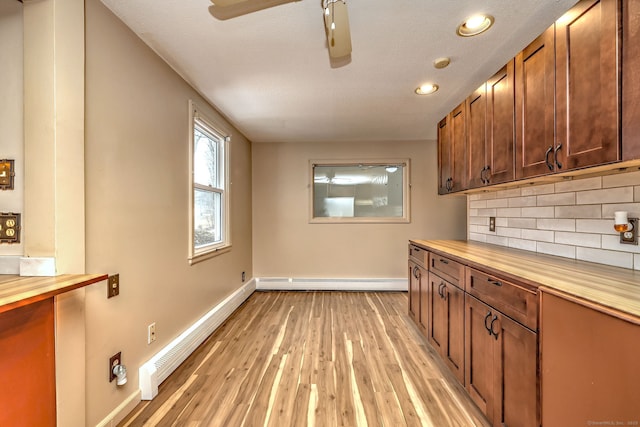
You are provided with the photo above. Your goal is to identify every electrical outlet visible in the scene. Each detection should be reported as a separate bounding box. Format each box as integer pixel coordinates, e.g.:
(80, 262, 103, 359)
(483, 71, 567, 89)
(148, 323, 156, 344)
(107, 274, 120, 298)
(489, 216, 496, 232)
(109, 352, 121, 382)
(242, 271, 245, 282)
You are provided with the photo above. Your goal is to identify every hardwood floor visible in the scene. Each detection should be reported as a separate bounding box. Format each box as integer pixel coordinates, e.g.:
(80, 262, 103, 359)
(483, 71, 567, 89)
(118, 291, 491, 427)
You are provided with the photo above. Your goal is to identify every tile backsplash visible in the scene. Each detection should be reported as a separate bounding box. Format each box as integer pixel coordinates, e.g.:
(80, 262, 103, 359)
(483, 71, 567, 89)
(468, 170, 640, 270)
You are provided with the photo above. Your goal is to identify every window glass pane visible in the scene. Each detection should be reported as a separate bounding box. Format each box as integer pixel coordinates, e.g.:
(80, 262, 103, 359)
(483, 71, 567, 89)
(194, 127, 219, 188)
(313, 164, 404, 218)
(194, 189, 222, 249)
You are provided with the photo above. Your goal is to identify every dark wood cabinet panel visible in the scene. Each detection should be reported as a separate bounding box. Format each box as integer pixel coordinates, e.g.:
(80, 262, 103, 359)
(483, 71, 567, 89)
(450, 102, 467, 192)
(515, 25, 556, 179)
(486, 61, 515, 185)
(466, 84, 487, 189)
(465, 294, 495, 417)
(555, 0, 620, 170)
(437, 117, 451, 195)
(408, 261, 420, 322)
(541, 291, 640, 425)
(622, 0, 640, 160)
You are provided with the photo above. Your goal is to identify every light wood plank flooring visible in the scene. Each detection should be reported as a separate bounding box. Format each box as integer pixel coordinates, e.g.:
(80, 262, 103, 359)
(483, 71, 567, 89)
(118, 291, 490, 426)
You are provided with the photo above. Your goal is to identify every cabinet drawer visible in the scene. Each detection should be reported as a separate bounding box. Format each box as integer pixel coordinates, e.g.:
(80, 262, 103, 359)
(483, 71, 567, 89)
(409, 244, 428, 267)
(466, 267, 538, 330)
(430, 253, 464, 289)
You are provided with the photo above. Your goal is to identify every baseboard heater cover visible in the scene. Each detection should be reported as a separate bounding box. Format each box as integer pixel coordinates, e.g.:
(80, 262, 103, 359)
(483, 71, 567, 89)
(139, 279, 255, 400)
(255, 277, 407, 291)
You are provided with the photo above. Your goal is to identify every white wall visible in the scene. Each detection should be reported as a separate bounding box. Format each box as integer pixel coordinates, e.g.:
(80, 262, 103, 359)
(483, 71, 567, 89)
(252, 140, 467, 279)
(0, 0, 24, 260)
(468, 171, 640, 270)
(83, 0, 252, 424)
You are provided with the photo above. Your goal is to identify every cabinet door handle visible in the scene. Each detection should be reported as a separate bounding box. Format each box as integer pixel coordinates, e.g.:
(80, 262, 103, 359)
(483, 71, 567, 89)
(554, 143, 563, 169)
(490, 315, 500, 340)
(545, 145, 554, 171)
(484, 165, 490, 184)
(439, 258, 449, 265)
(438, 282, 445, 298)
(487, 278, 503, 287)
(484, 311, 492, 334)
(413, 266, 421, 279)
(480, 166, 487, 184)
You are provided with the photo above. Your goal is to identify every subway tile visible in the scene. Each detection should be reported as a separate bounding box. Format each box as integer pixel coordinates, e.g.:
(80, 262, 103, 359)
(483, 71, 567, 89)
(508, 196, 537, 208)
(477, 208, 498, 217)
(601, 203, 640, 218)
(508, 218, 537, 229)
(469, 217, 489, 225)
(495, 217, 509, 227)
(468, 224, 481, 233)
(554, 231, 601, 248)
(469, 199, 487, 209)
(496, 227, 522, 238)
(576, 187, 634, 205)
(537, 242, 576, 259)
(508, 238, 537, 252)
(521, 206, 555, 218)
(537, 192, 576, 206)
(635, 186, 640, 202)
(469, 208, 478, 217)
(469, 233, 487, 243)
(555, 205, 602, 219)
(521, 229, 555, 243)
(576, 247, 634, 269)
(486, 198, 509, 208)
(602, 234, 640, 254)
(537, 218, 576, 232)
(496, 207, 522, 218)
(486, 235, 509, 247)
(576, 219, 618, 235)
(495, 188, 522, 198)
(603, 170, 640, 188)
(521, 183, 555, 196)
(470, 192, 497, 201)
(635, 254, 640, 270)
(554, 176, 602, 193)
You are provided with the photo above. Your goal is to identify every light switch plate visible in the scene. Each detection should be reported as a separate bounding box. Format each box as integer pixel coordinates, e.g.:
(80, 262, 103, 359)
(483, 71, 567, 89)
(108, 274, 120, 298)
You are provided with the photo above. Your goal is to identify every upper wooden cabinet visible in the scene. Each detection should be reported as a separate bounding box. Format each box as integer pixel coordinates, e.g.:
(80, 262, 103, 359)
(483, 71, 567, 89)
(438, 103, 467, 194)
(622, 0, 640, 159)
(555, 0, 620, 171)
(515, 25, 556, 179)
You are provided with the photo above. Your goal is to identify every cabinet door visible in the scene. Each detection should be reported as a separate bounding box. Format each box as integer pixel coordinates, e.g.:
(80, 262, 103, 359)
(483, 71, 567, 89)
(486, 60, 515, 185)
(417, 265, 429, 336)
(622, 0, 640, 159)
(450, 102, 467, 192)
(443, 283, 465, 384)
(515, 25, 556, 179)
(555, 0, 620, 171)
(541, 291, 640, 426)
(464, 294, 495, 418)
(437, 116, 452, 195)
(428, 273, 446, 353)
(466, 84, 487, 189)
(408, 261, 420, 322)
(492, 311, 538, 427)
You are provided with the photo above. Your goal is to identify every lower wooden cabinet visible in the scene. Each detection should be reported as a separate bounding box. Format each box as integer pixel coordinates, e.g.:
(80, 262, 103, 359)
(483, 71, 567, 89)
(428, 272, 465, 383)
(541, 290, 640, 425)
(465, 294, 538, 427)
(408, 260, 428, 335)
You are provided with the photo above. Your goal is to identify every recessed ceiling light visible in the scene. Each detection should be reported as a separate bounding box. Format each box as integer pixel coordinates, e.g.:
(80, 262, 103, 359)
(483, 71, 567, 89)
(457, 14, 494, 37)
(415, 83, 439, 95)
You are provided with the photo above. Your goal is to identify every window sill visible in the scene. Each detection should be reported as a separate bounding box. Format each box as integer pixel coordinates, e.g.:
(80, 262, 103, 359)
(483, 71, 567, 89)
(189, 245, 231, 265)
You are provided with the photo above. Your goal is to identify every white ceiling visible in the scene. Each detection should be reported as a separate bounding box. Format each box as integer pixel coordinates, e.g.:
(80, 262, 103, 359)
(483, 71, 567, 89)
(100, 0, 579, 143)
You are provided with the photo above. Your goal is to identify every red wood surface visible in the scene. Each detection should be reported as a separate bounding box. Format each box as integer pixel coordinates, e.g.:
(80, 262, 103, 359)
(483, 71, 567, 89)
(0, 298, 56, 426)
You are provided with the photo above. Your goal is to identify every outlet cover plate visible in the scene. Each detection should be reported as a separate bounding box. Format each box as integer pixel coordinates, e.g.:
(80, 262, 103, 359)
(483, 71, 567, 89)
(108, 274, 120, 298)
(109, 352, 121, 382)
(620, 218, 638, 245)
(489, 217, 496, 232)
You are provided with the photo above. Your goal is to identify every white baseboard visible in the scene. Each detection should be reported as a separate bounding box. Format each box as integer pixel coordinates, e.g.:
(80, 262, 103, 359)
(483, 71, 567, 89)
(95, 390, 141, 427)
(139, 279, 256, 400)
(255, 277, 407, 291)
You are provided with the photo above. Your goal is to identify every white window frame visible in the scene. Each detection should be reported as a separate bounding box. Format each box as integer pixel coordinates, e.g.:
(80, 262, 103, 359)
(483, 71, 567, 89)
(188, 100, 231, 264)
(309, 159, 411, 224)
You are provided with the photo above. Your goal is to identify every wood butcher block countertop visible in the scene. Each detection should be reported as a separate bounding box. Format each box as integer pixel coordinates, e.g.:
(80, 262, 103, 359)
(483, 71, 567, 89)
(0, 273, 108, 314)
(410, 240, 640, 320)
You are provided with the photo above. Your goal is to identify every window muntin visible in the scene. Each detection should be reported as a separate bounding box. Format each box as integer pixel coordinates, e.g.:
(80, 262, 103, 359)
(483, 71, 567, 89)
(310, 160, 410, 223)
(189, 102, 230, 262)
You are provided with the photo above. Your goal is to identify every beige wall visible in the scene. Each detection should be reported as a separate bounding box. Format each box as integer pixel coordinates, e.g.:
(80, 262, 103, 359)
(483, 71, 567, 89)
(252, 140, 467, 278)
(0, 0, 24, 258)
(83, 0, 252, 424)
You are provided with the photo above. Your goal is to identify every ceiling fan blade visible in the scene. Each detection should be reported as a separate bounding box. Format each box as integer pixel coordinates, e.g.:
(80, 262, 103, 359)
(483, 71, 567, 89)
(209, 0, 297, 20)
(324, 0, 352, 59)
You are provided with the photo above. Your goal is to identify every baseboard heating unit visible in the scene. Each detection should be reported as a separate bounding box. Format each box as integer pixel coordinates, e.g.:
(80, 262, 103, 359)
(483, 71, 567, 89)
(139, 279, 255, 400)
(255, 277, 407, 291)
